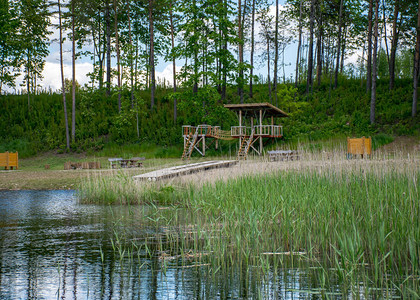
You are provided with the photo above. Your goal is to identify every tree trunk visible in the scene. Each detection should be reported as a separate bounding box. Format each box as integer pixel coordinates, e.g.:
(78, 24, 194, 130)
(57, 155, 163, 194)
(127, 0, 134, 108)
(170, 1, 177, 122)
(367, 0, 373, 93)
(238, 0, 244, 103)
(382, 0, 390, 64)
(222, 35, 227, 101)
(389, 0, 399, 90)
(274, 0, 279, 106)
(58, 0, 70, 150)
(267, 40, 271, 102)
(71, 0, 76, 144)
(340, 25, 346, 73)
(413, 0, 420, 118)
(316, 3, 323, 87)
(249, 0, 255, 98)
(149, 0, 155, 110)
(105, 0, 111, 96)
(26, 51, 30, 109)
(222, 0, 227, 101)
(370, 0, 379, 124)
(97, 11, 104, 90)
(361, 41, 365, 86)
(306, 0, 316, 94)
(114, 0, 121, 112)
(295, 0, 303, 88)
(334, 0, 344, 88)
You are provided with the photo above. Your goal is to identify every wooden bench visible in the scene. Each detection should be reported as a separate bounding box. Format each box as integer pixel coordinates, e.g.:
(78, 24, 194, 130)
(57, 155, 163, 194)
(268, 150, 299, 162)
(0, 152, 18, 170)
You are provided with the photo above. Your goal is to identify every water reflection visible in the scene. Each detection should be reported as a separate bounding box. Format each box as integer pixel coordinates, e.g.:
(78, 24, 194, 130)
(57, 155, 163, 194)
(0, 190, 341, 299)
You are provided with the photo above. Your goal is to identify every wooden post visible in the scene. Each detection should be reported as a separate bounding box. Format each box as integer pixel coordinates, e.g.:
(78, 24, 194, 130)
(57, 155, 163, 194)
(362, 136, 365, 158)
(239, 110, 242, 150)
(259, 110, 263, 155)
(203, 136, 206, 156)
(271, 116, 274, 136)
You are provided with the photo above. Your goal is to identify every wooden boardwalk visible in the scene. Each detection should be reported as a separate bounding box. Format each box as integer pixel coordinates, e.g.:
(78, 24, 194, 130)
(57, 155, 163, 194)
(133, 160, 238, 181)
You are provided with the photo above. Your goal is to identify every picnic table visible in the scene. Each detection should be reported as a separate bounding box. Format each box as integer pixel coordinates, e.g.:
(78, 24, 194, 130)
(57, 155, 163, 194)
(108, 157, 145, 169)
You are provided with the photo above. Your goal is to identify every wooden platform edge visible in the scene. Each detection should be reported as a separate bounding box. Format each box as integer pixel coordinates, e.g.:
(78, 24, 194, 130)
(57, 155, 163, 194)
(133, 160, 238, 181)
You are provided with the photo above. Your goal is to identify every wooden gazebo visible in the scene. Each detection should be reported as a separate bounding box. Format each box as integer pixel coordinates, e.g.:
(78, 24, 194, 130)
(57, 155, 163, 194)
(224, 103, 289, 158)
(181, 102, 288, 160)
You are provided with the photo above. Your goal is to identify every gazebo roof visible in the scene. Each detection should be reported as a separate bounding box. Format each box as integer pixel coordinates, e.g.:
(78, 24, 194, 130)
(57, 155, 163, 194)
(224, 102, 289, 118)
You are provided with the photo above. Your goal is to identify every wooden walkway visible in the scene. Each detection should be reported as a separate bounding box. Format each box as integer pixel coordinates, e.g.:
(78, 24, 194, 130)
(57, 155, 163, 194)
(133, 160, 237, 181)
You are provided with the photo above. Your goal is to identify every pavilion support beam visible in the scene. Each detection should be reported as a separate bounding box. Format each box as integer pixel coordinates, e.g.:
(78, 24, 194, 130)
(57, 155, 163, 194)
(259, 109, 263, 155)
(271, 116, 274, 136)
(239, 110, 242, 150)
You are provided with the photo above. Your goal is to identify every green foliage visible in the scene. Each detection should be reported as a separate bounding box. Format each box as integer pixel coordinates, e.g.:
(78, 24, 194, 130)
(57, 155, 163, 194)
(110, 95, 138, 144)
(276, 84, 309, 117)
(0, 78, 418, 157)
(0, 0, 20, 92)
(372, 133, 394, 150)
(175, 85, 235, 127)
(16, 0, 51, 95)
(0, 138, 36, 158)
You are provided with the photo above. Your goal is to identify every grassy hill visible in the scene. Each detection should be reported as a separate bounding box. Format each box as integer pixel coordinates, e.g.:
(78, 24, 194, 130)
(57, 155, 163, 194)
(0, 78, 419, 158)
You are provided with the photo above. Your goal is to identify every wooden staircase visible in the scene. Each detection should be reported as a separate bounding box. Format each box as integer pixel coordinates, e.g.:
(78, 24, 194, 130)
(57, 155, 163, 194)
(237, 128, 255, 160)
(181, 127, 199, 160)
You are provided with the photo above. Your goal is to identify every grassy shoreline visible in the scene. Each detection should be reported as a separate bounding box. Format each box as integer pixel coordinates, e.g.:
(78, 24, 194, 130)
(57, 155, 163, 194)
(0, 155, 190, 190)
(2, 140, 419, 296)
(1, 135, 418, 190)
(77, 148, 420, 297)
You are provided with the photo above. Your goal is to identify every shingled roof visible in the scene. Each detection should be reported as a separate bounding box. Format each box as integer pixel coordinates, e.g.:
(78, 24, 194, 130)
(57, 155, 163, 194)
(224, 102, 289, 118)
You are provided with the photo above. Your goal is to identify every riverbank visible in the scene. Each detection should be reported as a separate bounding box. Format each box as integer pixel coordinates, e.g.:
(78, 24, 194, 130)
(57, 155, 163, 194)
(0, 156, 186, 190)
(75, 148, 420, 297)
(2, 138, 419, 297)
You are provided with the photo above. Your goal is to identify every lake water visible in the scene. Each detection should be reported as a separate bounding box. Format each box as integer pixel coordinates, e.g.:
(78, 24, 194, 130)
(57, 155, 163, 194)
(0, 190, 346, 299)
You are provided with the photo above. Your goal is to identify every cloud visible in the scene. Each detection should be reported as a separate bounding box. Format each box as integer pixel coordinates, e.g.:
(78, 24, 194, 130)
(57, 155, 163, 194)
(38, 62, 93, 91)
(155, 64, 182, 87)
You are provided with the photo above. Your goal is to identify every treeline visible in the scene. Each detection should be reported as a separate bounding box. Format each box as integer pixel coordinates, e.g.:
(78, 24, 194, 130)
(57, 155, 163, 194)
(0, 0, 419, 154)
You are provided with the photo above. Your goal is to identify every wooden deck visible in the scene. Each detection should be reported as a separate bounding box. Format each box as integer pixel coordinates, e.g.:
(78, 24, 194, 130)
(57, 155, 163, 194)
(133, 160, 238, 181)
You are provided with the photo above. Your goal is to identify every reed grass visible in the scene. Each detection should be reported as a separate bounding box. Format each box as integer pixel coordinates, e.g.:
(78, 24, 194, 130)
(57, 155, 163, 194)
(78, 147, 420, 297)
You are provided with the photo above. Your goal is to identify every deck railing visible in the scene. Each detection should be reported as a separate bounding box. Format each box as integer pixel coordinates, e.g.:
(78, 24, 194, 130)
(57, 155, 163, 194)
(232, 125, 283, 137)
(255, 125, 283, 136)
(185, 125, 283, 138)
(183, 125, 221, 137)
(231, 126, 251, 136)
